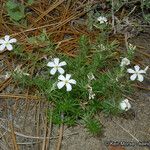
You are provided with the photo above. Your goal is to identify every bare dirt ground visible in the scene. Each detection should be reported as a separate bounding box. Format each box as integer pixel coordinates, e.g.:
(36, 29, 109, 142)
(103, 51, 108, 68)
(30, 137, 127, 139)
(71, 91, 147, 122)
(0, 30, 149, 150)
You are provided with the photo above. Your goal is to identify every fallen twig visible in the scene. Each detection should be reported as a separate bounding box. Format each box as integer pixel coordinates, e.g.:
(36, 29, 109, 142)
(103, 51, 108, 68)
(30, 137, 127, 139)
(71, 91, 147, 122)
(1, 125, 78, 140)
(112, 120, 139, 142)
(56, 113, 64, 150)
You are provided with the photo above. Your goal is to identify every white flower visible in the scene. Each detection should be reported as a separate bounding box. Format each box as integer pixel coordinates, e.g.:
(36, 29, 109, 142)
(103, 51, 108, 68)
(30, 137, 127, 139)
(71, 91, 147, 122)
(57, 74, 76, 91)
(120, 99, 131, 111)
(47, 58, 66, 75)
(0, 35, 17, 51)
(97, 16, 107, 24)
(120, 58, 130, 67)
(127, 65, 147, 82)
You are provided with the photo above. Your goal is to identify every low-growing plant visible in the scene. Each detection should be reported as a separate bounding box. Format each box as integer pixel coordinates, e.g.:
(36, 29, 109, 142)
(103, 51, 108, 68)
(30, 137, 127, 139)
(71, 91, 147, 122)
(5, 0, 34, 26)
(8, 31, 144, 135)
(6, 1, 25, 22)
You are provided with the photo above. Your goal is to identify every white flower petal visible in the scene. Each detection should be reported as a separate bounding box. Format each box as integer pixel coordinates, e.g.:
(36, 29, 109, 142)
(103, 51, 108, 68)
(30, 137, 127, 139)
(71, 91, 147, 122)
(120, 99, 131, 111)
(50, 68, 57, 75)
(66, 83, 72, 91)
(68, 79, 76, 84)
(53, 58, 59, 65)
(130, 74, 137, 81)
(137, 74, 144, 82)
(104, 18, 107, 22)
(97, 16, 107, 24)
(47, 61, 55, 67)
(57, 81, 65, 89)
(97, 17, 101, 22)
(4, 35, 10, 42)
(127, 69, 135, 74)
(9, 38, 17, 43)
(0, 39, 5, 44)
(58, 67, 65, 74)
(134, 65, 140, 72)
(138, 70, 146, 74)
(6, 44, 13, 51)
(127, 102, 131, 110)
(58, 74, 66, 81)
(66, 74, 71, 80)
(120, 61, 123, 66)
(0, 44, 6, 51)
(120, 101, 127, 110)
(59, 61, 67, 66)
(124, 99, 129, 103)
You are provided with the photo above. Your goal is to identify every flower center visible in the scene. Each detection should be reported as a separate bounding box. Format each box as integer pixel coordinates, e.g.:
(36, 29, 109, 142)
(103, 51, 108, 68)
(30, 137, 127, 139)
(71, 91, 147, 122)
(5, 42, 9, 46)
(64, 80, 68, 84)
(55, 65, 59, 69)
(135, 71, 139, 75)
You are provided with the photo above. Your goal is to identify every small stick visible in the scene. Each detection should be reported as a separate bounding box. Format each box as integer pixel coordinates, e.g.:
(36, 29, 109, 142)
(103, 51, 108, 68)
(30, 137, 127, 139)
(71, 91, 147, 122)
(42, 111, 48, 150)
(0, 94, 44, 100)
(111, 0, 116, 34)
(36, 100, 41, 150)
(29, 0, 65, 28)
(1, 125, 78, 140)
(113, 120, 139, 142)
(127, 6, 136, 17)
(122, 94, 135, 102)
(17, 141, 42, 145)
(45, 107, 53, 150)
(136, 49, 150, 58)
(0, 78, 12, 92)
(132, 84, 150, 91)
(56, 113, 64, 150)
(0, 131, 7, 139)
(9, 120, 19, 150)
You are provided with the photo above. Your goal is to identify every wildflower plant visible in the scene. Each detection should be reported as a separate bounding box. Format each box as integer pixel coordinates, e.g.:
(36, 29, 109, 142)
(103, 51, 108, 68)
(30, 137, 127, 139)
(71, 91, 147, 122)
(6, 0, 26, 25)
(3, 3, 148, 135)
(5, 0, 34, 26)
(8, 30, 148, 135)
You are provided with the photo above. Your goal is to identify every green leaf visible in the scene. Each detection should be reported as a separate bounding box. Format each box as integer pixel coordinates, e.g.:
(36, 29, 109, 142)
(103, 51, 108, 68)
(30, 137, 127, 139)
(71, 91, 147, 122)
(6, 1, 18, 9)
(10, 11, 25, 21)
(27, 0, 34, 5)
(6, 0, 25, 21)
(27, 37, 38, 44)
